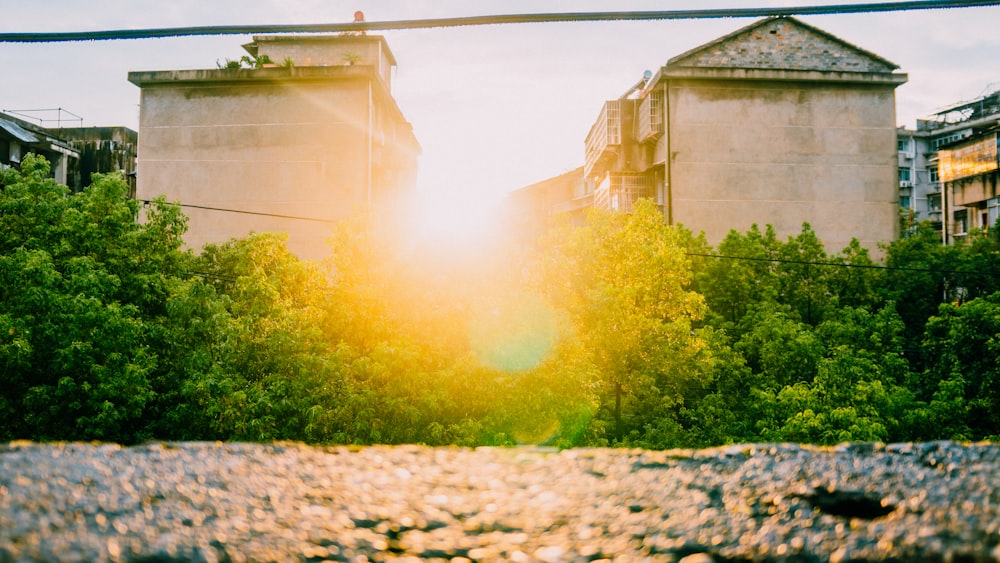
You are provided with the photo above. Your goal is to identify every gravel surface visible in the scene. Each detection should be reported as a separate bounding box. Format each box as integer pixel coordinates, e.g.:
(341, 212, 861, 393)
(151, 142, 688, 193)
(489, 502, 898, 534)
(2, 441, 1000, 562)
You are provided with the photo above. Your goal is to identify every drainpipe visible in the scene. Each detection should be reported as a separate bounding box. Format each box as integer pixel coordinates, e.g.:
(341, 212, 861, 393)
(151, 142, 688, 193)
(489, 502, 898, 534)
(367, 80, 373, 204)
(942, 179, 948, 245)
(664, 80, 673, 225)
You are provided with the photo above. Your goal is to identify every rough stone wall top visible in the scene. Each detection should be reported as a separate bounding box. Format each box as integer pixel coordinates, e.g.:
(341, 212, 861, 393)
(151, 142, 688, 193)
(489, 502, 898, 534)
(667, 17, 899, 74)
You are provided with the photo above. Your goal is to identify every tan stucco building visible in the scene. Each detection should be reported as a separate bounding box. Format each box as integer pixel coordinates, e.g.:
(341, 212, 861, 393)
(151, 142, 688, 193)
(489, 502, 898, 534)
(128, 34, 420, 259)
(515, 17, 906, 254)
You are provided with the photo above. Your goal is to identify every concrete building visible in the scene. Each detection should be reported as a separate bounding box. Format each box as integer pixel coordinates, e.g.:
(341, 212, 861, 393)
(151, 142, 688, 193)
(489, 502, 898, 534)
(505, 167, 594, 241)
(1, 111, 80, 186)
(897, 86, 1000, 243)
(514, 16, 906, 254)
(1, 111, 136, 193)
(895, 127, 941, 233)
(128, 34, 420, 259)
(55, 126, 138, 197)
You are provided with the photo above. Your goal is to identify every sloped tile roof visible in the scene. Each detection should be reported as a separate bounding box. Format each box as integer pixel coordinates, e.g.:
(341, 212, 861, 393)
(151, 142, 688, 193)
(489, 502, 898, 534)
(666, 16, 899, 74)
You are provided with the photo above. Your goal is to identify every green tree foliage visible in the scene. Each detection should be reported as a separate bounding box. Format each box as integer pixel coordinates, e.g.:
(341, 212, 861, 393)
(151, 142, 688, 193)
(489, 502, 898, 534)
(534, 201, 710, 446)
(0, 155, 184, 441)
(4, 154, 1000, 448)
(918, 293, 1000, 440)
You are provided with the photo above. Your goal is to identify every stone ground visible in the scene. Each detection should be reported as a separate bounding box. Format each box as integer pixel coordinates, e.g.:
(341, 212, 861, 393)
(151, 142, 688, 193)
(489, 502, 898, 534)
(2, 441, 1000, 562)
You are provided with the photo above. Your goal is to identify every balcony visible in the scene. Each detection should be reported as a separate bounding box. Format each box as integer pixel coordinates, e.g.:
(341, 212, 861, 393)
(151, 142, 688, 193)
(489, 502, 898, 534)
(584, 100, 621, 178)
(638, 89, 664, 143)
(593, 172, 653, 213)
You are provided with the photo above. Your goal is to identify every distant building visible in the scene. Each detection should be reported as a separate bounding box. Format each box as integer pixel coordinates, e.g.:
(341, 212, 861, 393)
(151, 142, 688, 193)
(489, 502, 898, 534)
(898, 86, 1000, 243)
(513, 16, 906, 255)
(505, 167, 594, 241)
(1, 111, 80, 186)
(56, 126, 138, 197)
(0, 111, 136, 193)
(895, 127, 940, 233)
(128, 34, 420, 259)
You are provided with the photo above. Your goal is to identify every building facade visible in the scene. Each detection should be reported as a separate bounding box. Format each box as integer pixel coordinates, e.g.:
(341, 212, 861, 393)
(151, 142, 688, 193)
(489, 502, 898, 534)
(128, 34, 420, 260)
(1, 111, 137, 193)
(1, 112, 80, 186)
(505, 167, 594, 241)
(897, 86, 1000, 243)
(895, 127, 940, 232)
(515, 17, 906, 255)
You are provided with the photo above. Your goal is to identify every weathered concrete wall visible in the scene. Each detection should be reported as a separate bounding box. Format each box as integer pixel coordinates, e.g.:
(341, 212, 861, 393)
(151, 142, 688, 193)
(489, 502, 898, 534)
(253, 35, 395, 89)
(54, 127, 138, 194)
(665, 79, 900, 254)
(952, 173, 999, 208)
(132, 67, 392, 259)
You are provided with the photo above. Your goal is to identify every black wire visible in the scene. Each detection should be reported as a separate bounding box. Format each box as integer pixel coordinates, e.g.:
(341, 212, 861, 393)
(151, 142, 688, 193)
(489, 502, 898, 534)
(140, 200, 1000, 277)
(1, 0, 997, 42)
(687, 251, 1000, 277)
(141, 199, 337, 224)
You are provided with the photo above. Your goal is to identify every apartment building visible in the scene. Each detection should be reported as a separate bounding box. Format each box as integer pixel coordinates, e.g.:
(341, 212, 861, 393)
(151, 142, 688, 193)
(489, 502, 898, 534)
(128, 34, 420, 260)
(895, 128, 940, 231)
(1, 111, 80, 186)
(897, 86, 1000, 243)
(513, 16, 906, 255)
(1, 111, 137, 193)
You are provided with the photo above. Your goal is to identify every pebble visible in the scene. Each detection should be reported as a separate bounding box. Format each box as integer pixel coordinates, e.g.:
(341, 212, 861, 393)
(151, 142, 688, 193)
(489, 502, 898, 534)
(2, 441, 1000, 561)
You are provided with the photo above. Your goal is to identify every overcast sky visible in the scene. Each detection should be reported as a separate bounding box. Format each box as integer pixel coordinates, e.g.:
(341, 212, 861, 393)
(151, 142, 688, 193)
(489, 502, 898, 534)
(2, 1, 998, 205)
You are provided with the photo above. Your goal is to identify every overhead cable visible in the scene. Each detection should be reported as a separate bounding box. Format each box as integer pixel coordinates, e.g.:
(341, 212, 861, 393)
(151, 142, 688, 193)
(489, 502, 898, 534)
(143, 198, 1000, 277)
(140, 199, 338, 224)
(687, 252, 1000, 278)
(1, 0, 998, 43)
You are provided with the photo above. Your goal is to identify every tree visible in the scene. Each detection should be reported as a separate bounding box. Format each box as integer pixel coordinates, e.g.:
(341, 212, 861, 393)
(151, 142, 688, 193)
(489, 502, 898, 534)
(0, 155, 185, 442)
(694, 224, 780, 327)
(535, 200, 709, 445)
(919, 293, 1000, 440)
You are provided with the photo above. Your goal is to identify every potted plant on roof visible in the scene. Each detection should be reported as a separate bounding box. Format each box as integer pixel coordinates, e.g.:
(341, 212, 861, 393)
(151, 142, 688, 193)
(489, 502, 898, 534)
(342, 51, 362, 66)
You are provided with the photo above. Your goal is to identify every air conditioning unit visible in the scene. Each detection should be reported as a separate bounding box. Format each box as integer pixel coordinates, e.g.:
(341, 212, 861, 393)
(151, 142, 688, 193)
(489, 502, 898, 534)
(899, 181, 913, 188)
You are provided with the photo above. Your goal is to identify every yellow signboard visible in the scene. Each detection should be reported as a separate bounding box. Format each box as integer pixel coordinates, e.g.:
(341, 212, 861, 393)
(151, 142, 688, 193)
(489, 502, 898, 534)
(939, 133, 999, 182)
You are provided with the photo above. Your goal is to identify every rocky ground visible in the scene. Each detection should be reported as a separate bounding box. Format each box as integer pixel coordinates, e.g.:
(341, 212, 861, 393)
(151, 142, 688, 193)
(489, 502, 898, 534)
(2, 441, 1000, 562)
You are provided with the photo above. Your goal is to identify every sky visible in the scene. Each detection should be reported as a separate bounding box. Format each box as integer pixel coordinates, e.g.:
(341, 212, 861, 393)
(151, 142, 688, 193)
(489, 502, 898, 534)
(2, 1, 999, 208)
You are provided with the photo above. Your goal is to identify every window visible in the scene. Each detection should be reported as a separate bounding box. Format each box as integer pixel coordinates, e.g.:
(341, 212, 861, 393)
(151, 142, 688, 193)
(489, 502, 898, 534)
(954, 209, 968, 235)
(932, 130, 971, 150)
(928, 194, 942, 212)
(929, 167, 939, 183)
(897, 137, 911, 152)
(898, 168, 911, 182)
(899, 195, 911, 209)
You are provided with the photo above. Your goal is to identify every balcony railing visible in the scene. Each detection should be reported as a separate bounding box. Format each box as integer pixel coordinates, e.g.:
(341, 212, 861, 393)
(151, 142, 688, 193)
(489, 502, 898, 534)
(593, 172, 653, 213)
(584, 100, 621, 178)
(638, 89, 664, 143)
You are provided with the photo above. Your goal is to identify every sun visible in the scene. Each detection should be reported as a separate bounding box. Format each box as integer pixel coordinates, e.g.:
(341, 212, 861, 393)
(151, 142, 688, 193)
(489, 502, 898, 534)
(408, 188, 505, 254)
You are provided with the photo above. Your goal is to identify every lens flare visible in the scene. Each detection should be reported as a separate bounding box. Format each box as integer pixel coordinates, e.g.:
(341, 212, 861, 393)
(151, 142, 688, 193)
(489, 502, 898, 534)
(469, 292, 557, 372)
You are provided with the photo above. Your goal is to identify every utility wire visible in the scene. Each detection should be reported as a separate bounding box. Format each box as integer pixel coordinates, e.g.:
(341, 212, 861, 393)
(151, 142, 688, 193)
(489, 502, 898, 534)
(141, 200, 1000, 277)
(141, 199, 338, 224)
(687, 251, 1000, 278)
(1, 0, 998, 42)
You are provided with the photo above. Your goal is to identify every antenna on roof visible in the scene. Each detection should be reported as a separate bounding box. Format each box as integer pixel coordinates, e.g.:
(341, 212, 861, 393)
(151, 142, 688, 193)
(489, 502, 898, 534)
(2, 108, 83, 127)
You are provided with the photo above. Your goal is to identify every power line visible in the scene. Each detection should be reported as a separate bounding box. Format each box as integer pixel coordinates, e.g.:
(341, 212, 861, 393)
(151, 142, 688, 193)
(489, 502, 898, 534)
(141, 200, 1000, 277)
(141, 199, 338, 224)
(687, 251, 1000, 278)
(1, 1, 997, 42)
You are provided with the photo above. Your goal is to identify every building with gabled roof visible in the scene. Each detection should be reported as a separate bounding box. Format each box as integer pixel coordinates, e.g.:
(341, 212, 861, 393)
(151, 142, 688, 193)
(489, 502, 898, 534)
(516, 16, 906, 255)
